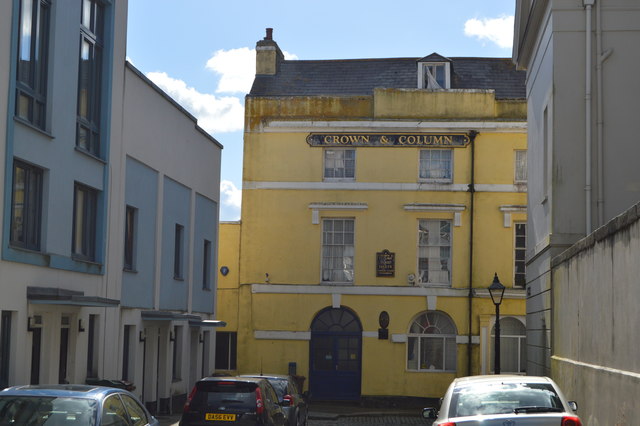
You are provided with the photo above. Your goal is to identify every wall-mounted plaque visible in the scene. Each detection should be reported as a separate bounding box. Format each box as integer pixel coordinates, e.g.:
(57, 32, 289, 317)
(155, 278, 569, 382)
(376, 250, 395, 277)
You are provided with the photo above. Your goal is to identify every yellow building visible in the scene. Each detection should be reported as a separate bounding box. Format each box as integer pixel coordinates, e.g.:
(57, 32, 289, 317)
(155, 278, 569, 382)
(217, 29, 527, 400)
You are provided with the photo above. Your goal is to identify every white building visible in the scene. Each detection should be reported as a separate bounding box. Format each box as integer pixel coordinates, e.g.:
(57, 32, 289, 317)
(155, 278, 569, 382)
(1, 0, 223, 414)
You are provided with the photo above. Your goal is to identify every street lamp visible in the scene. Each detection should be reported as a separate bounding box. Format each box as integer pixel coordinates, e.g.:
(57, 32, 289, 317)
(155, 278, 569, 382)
(489, 273, 505, 375)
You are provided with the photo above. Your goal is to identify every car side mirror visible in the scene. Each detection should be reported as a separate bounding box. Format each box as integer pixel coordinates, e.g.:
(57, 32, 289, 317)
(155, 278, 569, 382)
(422, 407, 438, 419)
(282, 395, 294, 406)
(568, 401, 578, 411)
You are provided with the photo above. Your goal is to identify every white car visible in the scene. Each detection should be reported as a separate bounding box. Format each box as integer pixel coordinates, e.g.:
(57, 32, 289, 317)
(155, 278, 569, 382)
(423, 375, 582, 426)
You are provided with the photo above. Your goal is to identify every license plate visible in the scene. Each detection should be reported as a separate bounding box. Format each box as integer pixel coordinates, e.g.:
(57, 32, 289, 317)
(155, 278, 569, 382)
(205, 413, 236, 421)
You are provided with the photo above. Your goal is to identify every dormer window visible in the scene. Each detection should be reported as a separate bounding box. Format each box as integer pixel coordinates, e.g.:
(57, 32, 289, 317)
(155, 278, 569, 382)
(417, 53, 451, 89)
(423, 64, 447, 88)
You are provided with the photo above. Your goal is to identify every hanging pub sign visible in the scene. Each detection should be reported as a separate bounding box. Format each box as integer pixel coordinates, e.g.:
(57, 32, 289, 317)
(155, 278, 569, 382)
(307, 133, 470, 147)
(376, 249, 395, 277)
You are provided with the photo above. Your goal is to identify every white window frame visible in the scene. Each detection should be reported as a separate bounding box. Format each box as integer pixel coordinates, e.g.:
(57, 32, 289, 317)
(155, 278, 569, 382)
(406, 311, 457, 372)
(323, 148, 355, 181)
(417, 219, 452, 286)
(321, 218, 355, 284)
(515, 150, 527, 183)
(419, 149, 453, 183)
(417, 62, 451, 89)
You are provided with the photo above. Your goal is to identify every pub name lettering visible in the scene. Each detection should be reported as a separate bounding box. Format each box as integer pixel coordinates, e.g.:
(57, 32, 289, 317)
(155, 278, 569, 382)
(306, 133, 470, 147)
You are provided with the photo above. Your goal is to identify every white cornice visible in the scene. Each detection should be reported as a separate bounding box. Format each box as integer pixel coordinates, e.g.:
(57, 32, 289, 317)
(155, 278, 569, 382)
(259, 120, 527, 133)
(308, 202, 368, 224)
(404, 203, 467, 226)
(251, 284, 527, 299)
(499, 205, 528, 227)
(243, 181, 527, 194)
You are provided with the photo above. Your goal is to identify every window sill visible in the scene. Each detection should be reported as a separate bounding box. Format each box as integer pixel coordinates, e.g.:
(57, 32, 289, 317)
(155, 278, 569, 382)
(14, 116, 55, 139)
(74, 146, 107, 164)
(174, 276, 185, 282)
(71, 255, 102, 266)
(321, 281, 354, 286)
(418, 179, 453, 185)
(9, 244, 44, 255)
(123, 267, 138, 273)
(323, 178, 356, 182)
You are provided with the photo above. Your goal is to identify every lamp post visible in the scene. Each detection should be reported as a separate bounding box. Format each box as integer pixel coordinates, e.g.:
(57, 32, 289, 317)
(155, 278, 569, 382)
(489, 273, 505, 375)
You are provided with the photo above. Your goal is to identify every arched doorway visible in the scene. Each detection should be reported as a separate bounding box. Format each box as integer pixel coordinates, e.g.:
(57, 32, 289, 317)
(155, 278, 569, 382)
(491, 317, 527, 374)
(309, 307, 362, 400)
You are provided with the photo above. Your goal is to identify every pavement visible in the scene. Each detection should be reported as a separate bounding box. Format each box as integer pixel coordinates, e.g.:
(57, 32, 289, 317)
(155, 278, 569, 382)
(156, 398, 437, 425)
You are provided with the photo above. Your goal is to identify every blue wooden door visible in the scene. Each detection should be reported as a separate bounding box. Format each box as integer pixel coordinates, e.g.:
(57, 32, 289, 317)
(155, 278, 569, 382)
(309, 308, 362, 400)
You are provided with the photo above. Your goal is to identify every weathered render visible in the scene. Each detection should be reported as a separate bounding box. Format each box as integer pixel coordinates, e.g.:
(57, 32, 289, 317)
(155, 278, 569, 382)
(552, 202, 640, 424)
(217, 30, 528, 399)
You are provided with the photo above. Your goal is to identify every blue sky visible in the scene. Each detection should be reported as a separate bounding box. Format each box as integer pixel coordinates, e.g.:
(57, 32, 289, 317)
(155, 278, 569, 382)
(126, 0, 516, 221)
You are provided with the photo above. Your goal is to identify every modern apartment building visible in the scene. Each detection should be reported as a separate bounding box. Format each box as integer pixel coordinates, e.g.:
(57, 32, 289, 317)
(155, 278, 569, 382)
(216, 30, 528, 399)
(1, 0, 223, 414)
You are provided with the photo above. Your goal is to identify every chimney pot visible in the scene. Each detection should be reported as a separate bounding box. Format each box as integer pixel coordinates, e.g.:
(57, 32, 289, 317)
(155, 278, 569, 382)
(265, 28, 273, 40)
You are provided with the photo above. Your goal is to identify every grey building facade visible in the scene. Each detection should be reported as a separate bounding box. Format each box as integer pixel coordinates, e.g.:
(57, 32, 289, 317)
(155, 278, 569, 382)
(514, 0, 640, 420)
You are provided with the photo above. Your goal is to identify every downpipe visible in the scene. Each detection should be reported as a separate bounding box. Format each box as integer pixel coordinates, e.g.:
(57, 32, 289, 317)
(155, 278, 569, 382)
(584, 0, 594, 234)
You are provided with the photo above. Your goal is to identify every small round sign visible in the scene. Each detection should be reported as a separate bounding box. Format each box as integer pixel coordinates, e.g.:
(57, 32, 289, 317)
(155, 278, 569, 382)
(379, 311, 390, 329)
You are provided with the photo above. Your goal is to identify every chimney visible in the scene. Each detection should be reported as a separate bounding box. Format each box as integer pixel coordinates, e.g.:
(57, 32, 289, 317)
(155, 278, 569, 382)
(256, 28, 284, 75)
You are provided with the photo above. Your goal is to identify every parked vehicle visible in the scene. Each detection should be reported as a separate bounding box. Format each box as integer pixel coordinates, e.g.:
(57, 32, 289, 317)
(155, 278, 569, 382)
(240, 375, 308, 426)
(0, 384, 158, 425)
(423, 375, 581, 425)
(180, 376, 285, 426)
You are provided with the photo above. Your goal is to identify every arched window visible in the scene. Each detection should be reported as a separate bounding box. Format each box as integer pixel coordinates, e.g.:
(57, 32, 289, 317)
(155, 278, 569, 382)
(407, 311, 457, 372)
(491, 317, 526, 374)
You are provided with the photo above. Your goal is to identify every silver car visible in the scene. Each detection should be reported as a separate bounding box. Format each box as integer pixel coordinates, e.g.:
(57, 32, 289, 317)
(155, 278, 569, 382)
(0, 384, 159, 426)
(423, 375, 582, 426)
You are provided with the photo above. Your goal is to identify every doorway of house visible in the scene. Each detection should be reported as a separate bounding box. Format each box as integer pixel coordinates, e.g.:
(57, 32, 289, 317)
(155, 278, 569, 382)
(309, 307, 362, 400)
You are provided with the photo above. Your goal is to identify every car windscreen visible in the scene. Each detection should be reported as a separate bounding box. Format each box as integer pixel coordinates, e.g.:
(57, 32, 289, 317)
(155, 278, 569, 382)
(0, 396, 97, 425)
(449, 382, 564, 417)
(191, 381, 258, 410)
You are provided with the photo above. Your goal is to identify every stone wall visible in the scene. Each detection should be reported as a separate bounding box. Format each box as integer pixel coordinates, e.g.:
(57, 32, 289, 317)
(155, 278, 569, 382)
(551, 201, 640, 425)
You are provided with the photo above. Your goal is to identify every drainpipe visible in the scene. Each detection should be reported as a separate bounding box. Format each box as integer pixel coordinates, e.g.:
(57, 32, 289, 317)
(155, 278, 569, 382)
(467, 130, 479, 376)
(584, 0, 594, 234)
(596, 0, 612, 226)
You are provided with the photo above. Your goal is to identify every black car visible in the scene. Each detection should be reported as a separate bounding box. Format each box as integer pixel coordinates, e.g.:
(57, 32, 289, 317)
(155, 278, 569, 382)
(180, 376, 286, 426)
(240, 375, 308, 426)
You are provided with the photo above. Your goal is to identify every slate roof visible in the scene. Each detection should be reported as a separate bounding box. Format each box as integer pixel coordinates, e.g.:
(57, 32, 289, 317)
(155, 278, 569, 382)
(249, 57, 525, 99)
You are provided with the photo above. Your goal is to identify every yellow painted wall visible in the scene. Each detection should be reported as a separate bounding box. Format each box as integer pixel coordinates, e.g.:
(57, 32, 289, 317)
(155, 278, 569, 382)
(221, 83, 527, 398)
(217, 222, 240, 331)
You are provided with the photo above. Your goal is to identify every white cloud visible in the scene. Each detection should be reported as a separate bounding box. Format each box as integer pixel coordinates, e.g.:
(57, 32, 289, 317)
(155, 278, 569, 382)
(206, 48, 298, 94)
(145, 71, 244, 133)
(220, 180, 242, 210)
(464, 15, 514, 49)
(206, 47, 256, 94)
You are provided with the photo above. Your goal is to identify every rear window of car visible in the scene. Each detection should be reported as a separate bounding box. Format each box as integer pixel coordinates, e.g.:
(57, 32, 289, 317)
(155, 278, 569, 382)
(266, 379, 288, 400)
(449, 382, 563, 417)
(191, 381, 258, 409)
(0, 396, 97, 424)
